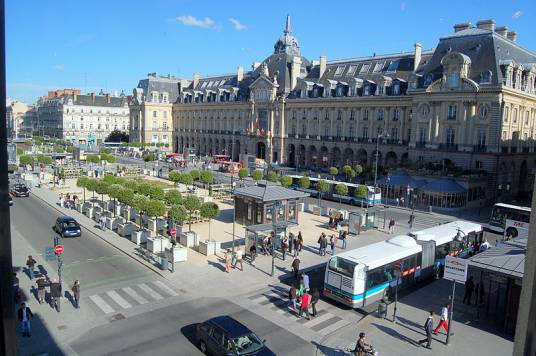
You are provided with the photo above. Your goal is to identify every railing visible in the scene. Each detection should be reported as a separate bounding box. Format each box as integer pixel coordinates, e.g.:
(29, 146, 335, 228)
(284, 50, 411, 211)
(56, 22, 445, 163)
(438, 143, 458, 151)
(415, 142, 426, 148)
(473, 145, 487, 153)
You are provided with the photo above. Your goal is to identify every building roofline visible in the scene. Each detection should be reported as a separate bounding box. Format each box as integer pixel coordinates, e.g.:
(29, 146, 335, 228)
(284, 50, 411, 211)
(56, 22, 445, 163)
(326, 49, 435, 65)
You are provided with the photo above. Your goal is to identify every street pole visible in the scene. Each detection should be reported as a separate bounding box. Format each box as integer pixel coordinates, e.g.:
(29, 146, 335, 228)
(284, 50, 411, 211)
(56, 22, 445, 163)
(373, 133, 380, 206)
(446, 280, 456, 345)
(393, 276, 399, 323)
(271, 201, 280, 277)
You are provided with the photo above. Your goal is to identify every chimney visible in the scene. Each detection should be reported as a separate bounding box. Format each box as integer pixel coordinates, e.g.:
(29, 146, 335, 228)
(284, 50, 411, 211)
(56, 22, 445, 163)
(237, 66, 244, 82)
(193, 73, 200, 88)
(106, 94, 111, 104)
(290, 57, 302, 90)
(414, 43, 422, 71)
(252, 62, 261, 71)
(453, 22, 472, 32)
(507, 31, 518, 42)
(91, 92, 95, 103)
(476, 19, 496, 31)
(319, 56, 327, 78)
(495, 26, 508, 37)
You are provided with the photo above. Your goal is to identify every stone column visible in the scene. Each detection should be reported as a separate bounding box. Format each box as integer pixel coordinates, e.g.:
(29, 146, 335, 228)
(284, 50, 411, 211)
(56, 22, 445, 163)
(427, 103, 434, 143)
(468, 101, 476, 147)
(279, 102, 286, 164)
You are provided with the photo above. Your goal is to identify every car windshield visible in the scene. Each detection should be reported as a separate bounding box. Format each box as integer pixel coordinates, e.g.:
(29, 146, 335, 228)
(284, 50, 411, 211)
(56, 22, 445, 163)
(232, 332, 264, 355)
(15, 185, 27, 190)
(65, 220, 78, 228)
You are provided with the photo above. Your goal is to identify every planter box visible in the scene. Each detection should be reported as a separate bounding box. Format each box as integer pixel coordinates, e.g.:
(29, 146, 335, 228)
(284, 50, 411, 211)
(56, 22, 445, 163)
(179, 231, 198, 248)
(117, 222, 137, 237)
(298, 202, 305, 212)
(198, 240, 220, 256)
(147, 237, 170, 254)
(130, 229, 151, 245)
(147, 218, 157, 232)
(202, 196, 213, 203)
(106, 216, 125, 230)
(84, 207, 94, 219)
(167, 246, 188, 263)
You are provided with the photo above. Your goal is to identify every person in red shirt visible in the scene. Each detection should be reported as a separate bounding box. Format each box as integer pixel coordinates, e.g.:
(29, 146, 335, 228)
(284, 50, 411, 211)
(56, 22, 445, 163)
(299, 291, 311, 320)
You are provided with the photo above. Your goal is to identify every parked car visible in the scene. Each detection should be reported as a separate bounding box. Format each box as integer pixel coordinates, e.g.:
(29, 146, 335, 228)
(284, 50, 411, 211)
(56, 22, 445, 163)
(196, 316, 275, 356)
(54, 216, 81, 237)
(11, 184, 30, 197)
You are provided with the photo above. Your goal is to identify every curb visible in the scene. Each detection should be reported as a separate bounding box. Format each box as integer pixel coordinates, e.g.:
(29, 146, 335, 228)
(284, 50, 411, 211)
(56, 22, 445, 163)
(31, 188, 166, 278)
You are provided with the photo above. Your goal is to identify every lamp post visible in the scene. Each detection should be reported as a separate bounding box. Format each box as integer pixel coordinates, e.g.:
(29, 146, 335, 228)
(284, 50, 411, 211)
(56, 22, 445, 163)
(271, 201, 282, 277)
(445, 227, 467, 346)
(374, 132, 389, 206)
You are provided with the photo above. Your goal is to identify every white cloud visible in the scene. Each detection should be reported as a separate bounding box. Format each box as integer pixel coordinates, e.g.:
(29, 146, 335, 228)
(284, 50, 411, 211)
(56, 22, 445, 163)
(400, 2, 406, 11)
(229, 18, 247, 31)
(176, 15, 216, 29)
(512, 10, 523, 19)
(53, 64, 64, 71)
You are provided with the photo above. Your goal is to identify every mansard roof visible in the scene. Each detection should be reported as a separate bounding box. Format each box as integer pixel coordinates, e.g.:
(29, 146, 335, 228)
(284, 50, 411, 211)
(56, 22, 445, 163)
(61, 94, 129, 107)
(136, 73, 181, 103)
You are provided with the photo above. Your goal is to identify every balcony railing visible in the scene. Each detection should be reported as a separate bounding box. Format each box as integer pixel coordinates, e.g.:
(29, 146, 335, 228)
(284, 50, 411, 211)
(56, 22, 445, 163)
(473, 145, 487, 153)
(415, 142, 426, 148)
(438, 143, 458, 151)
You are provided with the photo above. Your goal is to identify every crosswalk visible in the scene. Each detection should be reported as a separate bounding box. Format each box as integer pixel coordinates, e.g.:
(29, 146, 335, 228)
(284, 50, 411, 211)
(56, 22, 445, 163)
(87, 280, 181, 316)
(247, 288, 352, 336)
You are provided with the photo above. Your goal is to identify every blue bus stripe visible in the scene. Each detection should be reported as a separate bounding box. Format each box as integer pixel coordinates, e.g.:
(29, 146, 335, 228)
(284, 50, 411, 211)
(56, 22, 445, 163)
(324, 282, 389, 301)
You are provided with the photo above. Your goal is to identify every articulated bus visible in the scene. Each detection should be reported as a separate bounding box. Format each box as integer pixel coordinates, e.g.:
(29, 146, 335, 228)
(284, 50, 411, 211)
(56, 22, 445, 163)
(488, 203, 531, 235)
(288, 175, 381, 207)
(324, 221, 483, 308)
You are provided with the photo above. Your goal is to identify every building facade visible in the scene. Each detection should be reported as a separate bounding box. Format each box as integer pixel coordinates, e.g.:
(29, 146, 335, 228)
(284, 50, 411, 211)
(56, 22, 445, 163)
(6, 100, 29, 139)
(129, 73, 184, 150)
(36, 90, 130, 145)
(173, 17, 536, 202)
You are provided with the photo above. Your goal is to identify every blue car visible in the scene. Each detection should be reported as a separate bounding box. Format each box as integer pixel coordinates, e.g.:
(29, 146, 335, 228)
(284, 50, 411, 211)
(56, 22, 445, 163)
(54, 216, 81, 238)
(196, 316, 275, 356)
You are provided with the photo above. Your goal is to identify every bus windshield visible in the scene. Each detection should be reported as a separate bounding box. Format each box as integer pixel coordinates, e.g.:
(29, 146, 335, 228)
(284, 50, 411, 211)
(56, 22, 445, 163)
(490, 204, 531, 228)
(328, 257, 356, 278)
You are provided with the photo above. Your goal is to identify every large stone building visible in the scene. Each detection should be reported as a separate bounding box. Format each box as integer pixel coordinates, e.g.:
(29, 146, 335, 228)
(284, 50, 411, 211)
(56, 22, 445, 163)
(6, 100, 30, 139)
(129, 73, 185, 150)
(172, 17, 536, 203)
(37, 90, 130, 145)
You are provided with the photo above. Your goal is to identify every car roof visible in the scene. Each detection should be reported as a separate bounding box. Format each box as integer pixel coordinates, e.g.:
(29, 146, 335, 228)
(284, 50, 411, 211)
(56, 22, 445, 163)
(57, 216, 77, 222)
(206, 316, 252, 338)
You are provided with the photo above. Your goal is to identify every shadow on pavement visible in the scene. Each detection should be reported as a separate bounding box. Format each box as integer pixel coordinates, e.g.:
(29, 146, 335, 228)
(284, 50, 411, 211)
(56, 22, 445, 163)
(371, 322, 421, 347)
(311, 341, 348, 355)
(180, 323, 201, 352)
(17, 312, 64, 355)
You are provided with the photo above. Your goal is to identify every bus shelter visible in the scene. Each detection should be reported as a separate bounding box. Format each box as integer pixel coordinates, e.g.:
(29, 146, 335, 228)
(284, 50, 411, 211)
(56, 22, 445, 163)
(244, 221, 298, 263)
(348, 207, 384, 235)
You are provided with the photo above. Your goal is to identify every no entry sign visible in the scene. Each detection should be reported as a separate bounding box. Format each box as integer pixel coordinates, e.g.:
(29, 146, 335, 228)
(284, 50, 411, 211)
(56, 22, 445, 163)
(170, 228, 177, 236)
(54, 245, 64, 254)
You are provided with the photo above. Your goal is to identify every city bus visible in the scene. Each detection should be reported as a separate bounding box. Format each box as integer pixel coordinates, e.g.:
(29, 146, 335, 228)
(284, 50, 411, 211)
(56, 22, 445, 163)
(288, 175, 381, 207)
(324, 220, 483, 308)
(503, 219, 529, 239)
(219, 161, 243, 173)
(488, 203, 531, 235)
(212, 155, 230, 164)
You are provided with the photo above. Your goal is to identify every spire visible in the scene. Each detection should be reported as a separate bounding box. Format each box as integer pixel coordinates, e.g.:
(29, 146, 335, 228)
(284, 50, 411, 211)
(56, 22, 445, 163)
(284, 15, 291, 34)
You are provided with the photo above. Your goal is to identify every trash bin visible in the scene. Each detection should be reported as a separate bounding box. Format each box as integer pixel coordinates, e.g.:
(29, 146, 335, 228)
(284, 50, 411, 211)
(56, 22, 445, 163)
(160, 256, 168, 270)
(377, 299, 387, 319)
(428, 205, 433, 213)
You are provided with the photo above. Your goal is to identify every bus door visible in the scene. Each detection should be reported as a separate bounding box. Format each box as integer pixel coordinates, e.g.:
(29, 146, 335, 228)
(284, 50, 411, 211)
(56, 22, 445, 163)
(417, 240, 436, 279)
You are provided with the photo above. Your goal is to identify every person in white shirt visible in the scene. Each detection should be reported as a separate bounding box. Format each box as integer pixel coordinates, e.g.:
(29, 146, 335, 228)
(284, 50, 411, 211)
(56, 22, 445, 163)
(479, 239, 491, 252)
(433, 303, 449, 334)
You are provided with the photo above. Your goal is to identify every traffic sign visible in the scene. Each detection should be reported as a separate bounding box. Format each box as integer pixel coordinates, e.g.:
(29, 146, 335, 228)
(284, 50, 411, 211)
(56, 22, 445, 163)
(444, 256, 468, 283)
(54, 245, 64, 254)
(170, 228, 177, 236)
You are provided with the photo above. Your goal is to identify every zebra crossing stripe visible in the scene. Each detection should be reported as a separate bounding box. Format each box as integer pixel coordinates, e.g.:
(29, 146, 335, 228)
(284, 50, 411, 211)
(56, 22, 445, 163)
(106, 290, 132, 309)
(122, 287, 148, 305)
(301, 312, 333, 327)
(138, 283, 164, 300)
(318, 319, 351, 335)
(89, 295, 115, 314)
(153, 281, 179, 296)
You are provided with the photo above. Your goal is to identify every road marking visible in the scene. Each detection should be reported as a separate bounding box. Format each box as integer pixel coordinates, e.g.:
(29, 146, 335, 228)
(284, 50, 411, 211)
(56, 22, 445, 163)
(310, 316, 341, 332)
(89, 295, 114, 314)
(122, 287, 148, 305)
(318, 318, 351, 335)
(106, 290, 132, 309)
(137, 283, 164, 300)
(152, 281, 179, 296)
(299, 310, 331, 327)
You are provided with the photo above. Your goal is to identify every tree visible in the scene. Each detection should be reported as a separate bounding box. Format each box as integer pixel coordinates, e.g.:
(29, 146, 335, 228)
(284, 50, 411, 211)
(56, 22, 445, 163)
(145, 200, 166, 219)
(164, 190, 183, 206)
(66, 146, 73, 153)
(266, 171, 277, 182)
(148, 186, 165, 200)
(95, 180, 111, 208)
(317, 179, 329, 208)
(123, 180, 139, 192)
(200, 202, 220, 240)
(168, 170, 182, 187)
(168, 204, 187, 226)
(107, 184, 123, 217)
(143, 153, 156, 162)
(238, 168, 248, 180)
(252, 170, 263, 182)
(86, 178, 99, 207)
(19, 155, 34, 166)
(117, 188, 135, 207)
(342, 165, 353, 181)
(183, 195, 201, 231)
(106, 130, 129, 143)
(354, 164, 363, 177)
(299, 176, 311, 189)
(280, 175, 292, 188)
(179, 172, 194, 186)
(132, 194, 150, 227)
(76, 176, 90, 202)
(189, 169, 200, 181)
(200, 170, 214, 185)
(102, 174, 117, 185)
(100, 148, 112, 154)
(86, 155, 100, 164)
(354, 185, 369, 207)
(16, 148, 23, 156)
(54, 146, 65, 153)
(329, 167, 338, 179)
(100, 154, 116, 163)
(335, 183, 348, 209)
(37, 155, 52, 165)
(136, 182, 152, 197)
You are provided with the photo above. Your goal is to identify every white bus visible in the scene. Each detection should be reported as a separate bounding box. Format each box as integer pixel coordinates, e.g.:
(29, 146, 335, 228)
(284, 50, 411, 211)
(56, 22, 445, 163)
(324, 221, 483, 308)
(489, 203, 531, 235)
(504, 219, 529, 239)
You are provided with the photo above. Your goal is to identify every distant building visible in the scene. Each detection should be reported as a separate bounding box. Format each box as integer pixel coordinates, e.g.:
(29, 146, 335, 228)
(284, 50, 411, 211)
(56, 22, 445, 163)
(6, 100, 29, 138)
(129, 73, 185, 151)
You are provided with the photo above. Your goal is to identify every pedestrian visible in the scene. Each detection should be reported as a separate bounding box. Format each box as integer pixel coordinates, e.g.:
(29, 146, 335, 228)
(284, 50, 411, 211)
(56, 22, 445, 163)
(224, 249, 231, 273)
(18, 302, 34, 337)
(396, 197, 400, 206)
(291, 258, 300, 279)
(233, 249, 243, 271)
(317, 233, 323, 255)
(282, 236, 288, 261)
(99, 214, 106, 231)
(72, 280, 81, 309)
(311, 287, 320, 317)
(26, 255, 37, 280)
(297, 231, 303, 255)
(36, 277, 48, 304)
(288, 285, 297, 311)
(463, 276, 474, 305)
(408, 213, 415, 229)
(293, 235, 300, 257)
(341, 230, 347, 249)
(479, 239, 491, 252)
(418, 311, 434, 349)
(400, 197, 405, 207)
(49, 279, 62, 312)
(330, 235, 337, 255)
(388, 217, 394, 234)
(261, 236, 269, 255)
(59, 193, 64, 207)
(321, 234, 328, 256)
(434, 303, 449, 334)
(299, 291, 311, 320)
(249, 244, 257, 266)
(301, 273, 310, 291)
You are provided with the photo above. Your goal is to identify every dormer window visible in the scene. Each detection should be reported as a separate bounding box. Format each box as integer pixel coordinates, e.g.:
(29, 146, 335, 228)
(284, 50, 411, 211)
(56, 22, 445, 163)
(364, 85, 371, 96)
(479, 105, 489, 119)
(360, 64, 370, 74)
(480, 70, 492, 84)
(151, 92, 159, 102)
(334, 65, 345, 76)
(424, 74, 434, 87)
(377, 85, 384, 95)
(447, 72, 460, 88)
(393, 83, 400, 95)
(373, 62, 384, 73)
(347, 65, 358, 76)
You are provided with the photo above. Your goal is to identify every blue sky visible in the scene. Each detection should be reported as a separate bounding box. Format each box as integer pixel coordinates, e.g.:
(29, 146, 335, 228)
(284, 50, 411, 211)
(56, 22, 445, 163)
(6, 0, 536, 103)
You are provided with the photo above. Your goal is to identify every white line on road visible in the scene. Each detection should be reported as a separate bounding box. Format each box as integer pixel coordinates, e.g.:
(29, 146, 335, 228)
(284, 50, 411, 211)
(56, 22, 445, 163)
(153, 280, 179, 296)
(106, 290, 132, 309)
(301, 312, 333, 327)
(122, 287, 148, 305)
(318, 319, 351, 335)
(89, 295, 115, 314)
(138, 283, 164, 300)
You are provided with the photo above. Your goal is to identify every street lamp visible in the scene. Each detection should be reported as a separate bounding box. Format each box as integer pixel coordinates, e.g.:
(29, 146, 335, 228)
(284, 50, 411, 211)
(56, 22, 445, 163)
(447, 227, 467, 346)
(373, 132, 389, 206)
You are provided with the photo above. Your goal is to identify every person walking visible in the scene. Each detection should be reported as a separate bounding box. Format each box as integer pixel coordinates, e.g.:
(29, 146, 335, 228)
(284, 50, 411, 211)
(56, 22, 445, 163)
(224, 249, 231, 273)
(291, 258, 300, 279)
(293, 235, 300, 257)
(396, 197, 400, 206)
(297, 231, 303, 256)
(49, 279, 62, 312)
(418, 311, 434, 349)
(321, 234, 328, 256)
(13, 272, 20, 304)
(249, 244, 257, 266)
(36, 277, 48, 304)
(433, 303, 449, 334)
(301, 273, 310, 292)
(463, 276, 475, 305)
(288, 285, 298, 312)
(281, 236, 288, 261)
(233, 249, 243, 271)
(99, 214, 106, 231)
(408, 213, 415, 229)
(311, 287, 320, 317)
(330, 235, 337, 255)
(317, 233, 324, 255)
(59, 193, 64, 208)
(18, 303, 34, 337)
(72, 280, 81, 309)
(341, 231, 347, 249)
(299, 291, 311, 320)
(26, 255, 37, 280)
(388, 217, 394, 234)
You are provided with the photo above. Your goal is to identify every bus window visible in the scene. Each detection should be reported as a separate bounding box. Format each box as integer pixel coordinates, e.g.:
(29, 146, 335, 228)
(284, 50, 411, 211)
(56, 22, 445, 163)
(328, 257, 356, 278)
(367, 267, 389, 289)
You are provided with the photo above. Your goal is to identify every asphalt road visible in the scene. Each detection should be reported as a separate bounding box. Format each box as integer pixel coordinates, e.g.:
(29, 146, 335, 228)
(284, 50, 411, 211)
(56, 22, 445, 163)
(10, 194, 151, 290)
(70, 297, 315, 356)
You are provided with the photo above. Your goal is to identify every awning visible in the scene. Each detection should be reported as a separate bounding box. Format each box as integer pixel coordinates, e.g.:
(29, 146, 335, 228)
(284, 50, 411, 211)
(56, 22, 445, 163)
(421, 179, 467, 194)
